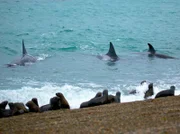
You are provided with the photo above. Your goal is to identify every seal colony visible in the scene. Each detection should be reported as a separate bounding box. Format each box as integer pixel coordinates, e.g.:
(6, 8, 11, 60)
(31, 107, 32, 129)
(0, 85, 177, 118)
(1, 96, 180, 134)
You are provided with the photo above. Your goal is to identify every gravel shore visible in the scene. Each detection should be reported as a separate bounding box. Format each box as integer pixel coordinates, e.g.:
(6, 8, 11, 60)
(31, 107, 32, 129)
(0, 96, 180, 134)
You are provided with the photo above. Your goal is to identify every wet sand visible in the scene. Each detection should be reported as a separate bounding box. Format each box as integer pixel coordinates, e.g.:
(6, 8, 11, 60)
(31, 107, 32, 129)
(0, 96, 180, 134)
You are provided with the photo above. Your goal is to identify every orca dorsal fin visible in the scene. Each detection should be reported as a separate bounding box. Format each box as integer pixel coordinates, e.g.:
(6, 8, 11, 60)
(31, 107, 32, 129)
(22, 39, 27, 56)
(148, 43, 156, 54)
(106, 42, 118, 58)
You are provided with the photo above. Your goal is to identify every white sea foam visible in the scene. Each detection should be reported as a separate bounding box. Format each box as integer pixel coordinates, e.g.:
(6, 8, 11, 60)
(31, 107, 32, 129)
(40, 32, 57, 39)
(0, 82, 180, 109)
(121, 82, 180, 103)
(0, 83, 97, 109)
(37, 54, 50, 61)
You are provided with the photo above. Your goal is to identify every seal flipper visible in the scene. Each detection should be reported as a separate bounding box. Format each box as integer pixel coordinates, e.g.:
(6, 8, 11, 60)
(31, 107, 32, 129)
(148, 43, 156, 54)
(22, 39, 27, 56)
(106, 42, 118, 59)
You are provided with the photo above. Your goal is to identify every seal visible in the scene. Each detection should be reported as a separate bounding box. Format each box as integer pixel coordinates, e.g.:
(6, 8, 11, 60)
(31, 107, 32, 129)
(50, 96, 61, 110)
(94, 92, 102, 98)
(144, 83, 154, 99)
(0, 101, 12, 118)
(15, 103, 28, 113)
(32, 98, 39, 107)
(115, 91, 121, 103)
(80, 92, 103, 108)
(40, 104, 51, 112)
(26, 101, 40, 112)
(155, 86, 175, 98)
(107, 91, 121, 103)
(40, 96, 61, 112)
(0, 109, 12, 118)
(0, 101, 8, 109)
(56, 93, 70, 109)
(9, 102, 28, 115)
(88, 89, 108, 107)
(97, 42, 119, 62)
(148, 43, 176, 59)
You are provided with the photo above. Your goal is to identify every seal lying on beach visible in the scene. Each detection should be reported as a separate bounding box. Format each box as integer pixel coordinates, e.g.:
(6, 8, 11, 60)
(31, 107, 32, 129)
(88, 89, 108, 107)
(97, 42, 119, 62)
(0, 101, 12, 118)
(80, 92, 102, 108)
(32, 98, 39, 107)
(0, 109, 12, 118)
(144, 83, 154, 99)
(9, 102, 28, 115)
(50, 96, 61, 110)
(40, 104, 51, 112)
(147, 43, 176, 59)
(40, 96, 62, 112)
(56, 93, 70, 109)
(107, 91, 121, 103)
(155, 86, 175, 98)
(26, 99, 40, 113)
(80, 90, 108, 108)
(94, 92, 102, 98)
(0, 101, 8, 109)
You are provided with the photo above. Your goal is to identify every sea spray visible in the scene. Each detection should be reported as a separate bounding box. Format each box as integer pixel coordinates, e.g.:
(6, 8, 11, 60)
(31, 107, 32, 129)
(1, 82, 180, 109)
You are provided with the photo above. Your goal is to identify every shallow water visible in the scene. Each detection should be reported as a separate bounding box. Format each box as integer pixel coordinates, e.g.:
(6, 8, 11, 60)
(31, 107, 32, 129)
(0, 0, 180, 108)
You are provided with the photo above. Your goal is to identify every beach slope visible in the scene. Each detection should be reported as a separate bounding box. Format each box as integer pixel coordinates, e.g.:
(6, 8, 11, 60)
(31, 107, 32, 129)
(0, 96, 180, 133)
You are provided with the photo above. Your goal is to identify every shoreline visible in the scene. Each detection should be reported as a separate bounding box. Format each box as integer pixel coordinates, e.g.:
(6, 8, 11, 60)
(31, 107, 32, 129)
(0, 96, 180, 133)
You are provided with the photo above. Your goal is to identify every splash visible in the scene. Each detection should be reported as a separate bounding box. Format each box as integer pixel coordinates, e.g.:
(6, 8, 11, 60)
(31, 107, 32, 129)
(0, 82, 179, 109)
(37, 54, 50, 61)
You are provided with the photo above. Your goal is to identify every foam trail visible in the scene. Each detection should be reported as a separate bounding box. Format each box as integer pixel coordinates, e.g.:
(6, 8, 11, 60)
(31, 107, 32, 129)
(37, 54, 50, 61)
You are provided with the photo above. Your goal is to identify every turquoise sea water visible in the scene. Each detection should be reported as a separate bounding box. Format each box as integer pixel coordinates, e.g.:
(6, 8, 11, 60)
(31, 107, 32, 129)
(0, 0, 180, 108)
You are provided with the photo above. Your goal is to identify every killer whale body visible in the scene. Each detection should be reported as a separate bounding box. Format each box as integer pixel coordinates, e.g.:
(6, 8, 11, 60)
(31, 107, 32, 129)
(97, 42, 119, 62)
(6, 40, 37, 67)
(148, 43, 176, 59)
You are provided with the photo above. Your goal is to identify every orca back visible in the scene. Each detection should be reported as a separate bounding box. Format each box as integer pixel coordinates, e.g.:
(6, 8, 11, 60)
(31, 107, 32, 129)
(106, 42, 118, 59)
(148, 43, 156, 54)
(22, 39, 27, 56)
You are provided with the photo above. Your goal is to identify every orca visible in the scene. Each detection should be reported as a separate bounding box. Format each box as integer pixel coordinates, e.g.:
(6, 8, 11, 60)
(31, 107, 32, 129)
(6, 40, 37, 67)
(148, 43, 176, 59)
(97, 42, 119, 62)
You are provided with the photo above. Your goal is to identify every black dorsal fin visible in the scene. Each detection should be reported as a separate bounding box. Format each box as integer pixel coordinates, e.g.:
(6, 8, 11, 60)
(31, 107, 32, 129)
(106, 42, 118, 58)
(22, 39, 27, 56)
(148, 43, 156, 54)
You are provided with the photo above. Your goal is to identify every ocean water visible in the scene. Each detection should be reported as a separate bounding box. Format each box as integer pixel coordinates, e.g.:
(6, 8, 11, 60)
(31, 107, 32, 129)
(0, 0, 180, 109)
